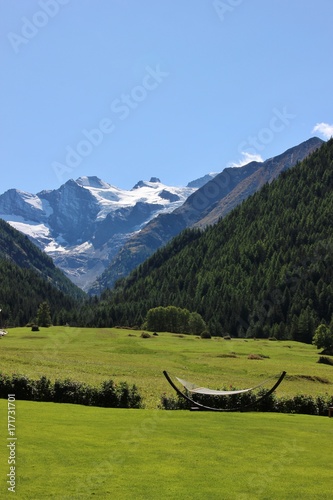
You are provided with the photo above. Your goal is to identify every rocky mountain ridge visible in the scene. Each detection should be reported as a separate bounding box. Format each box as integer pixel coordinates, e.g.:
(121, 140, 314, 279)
(0, 176, 197, 290)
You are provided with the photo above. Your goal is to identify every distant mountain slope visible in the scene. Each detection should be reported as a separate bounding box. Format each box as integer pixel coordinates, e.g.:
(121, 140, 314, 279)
(0, 177, 197, 291)
(91, 137, 323, 293)
(0, 218, 85, 326)
(195, 137, 324, 228)
(0, 218, 84, 297)
(186, 172, 218, 188)
(100, 138, 333, 342)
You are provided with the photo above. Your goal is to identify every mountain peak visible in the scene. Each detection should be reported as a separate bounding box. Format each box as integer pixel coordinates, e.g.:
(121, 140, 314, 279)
(187, 173, 218, 188)
(76, 176, 111, 189)
(132, 178, 161, 190)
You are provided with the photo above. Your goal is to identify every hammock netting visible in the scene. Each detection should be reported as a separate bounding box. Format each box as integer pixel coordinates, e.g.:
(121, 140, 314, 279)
(175, 375, 274, 396)
(163, 370, 287, 412)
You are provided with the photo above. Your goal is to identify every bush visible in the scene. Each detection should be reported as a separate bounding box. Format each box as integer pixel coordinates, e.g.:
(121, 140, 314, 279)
(54, 379, 89, 404)
(0, 373, 12, 398)
(317, 356, 333, 366)
(31, 325, 39, 332)
(116, 382, 142, 409)
(10, 374, 36, 400)
(313, 324, 333, 350)
(159, 393, 190, 410)
(159, 388, 333, 415)
(321, 348, 333, 356)
(200, 330, 211, 339)
(277, 394, 319, 415)
(34, 376, 53, 402)
(0, 374, 143, 409)
(98, 379, 119, 407)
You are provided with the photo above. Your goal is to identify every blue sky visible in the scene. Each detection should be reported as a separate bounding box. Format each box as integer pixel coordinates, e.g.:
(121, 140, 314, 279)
(1, 0, 333, 194)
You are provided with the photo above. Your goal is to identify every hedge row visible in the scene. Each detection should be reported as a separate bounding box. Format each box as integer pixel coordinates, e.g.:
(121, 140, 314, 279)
(160, 388, 333, 415)
(0, 373, 142, 409)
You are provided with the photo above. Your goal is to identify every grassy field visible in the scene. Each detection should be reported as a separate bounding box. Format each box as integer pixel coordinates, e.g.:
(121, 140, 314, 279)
(0, 400, 332, 499)
(1, 327, 333, 408)
(1, 328, 333, 498)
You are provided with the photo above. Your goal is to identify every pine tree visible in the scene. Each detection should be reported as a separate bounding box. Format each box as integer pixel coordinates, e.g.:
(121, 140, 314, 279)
(36, 302, 52, 327)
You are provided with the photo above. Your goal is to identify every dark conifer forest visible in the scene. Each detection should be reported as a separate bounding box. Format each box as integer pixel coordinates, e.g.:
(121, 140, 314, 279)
(0, 218, 85, 326)
(95, 139, 333, 342)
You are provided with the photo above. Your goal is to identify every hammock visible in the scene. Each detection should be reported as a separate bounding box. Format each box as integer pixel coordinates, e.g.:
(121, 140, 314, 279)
(175, 375, 274, 396)
(163, 370, 286, 412)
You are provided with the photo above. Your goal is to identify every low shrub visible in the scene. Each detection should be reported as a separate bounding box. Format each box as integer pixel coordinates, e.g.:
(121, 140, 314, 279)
(10, 374, 35, 400)
(0, 373, 143, 409)
(321, 348, 333, 356)
(140, 332, 151, 338)
(318, 356, 333, 366)
(159, 387, 333, 415)
(34, 376, 53, 402)
(159, 393, 190, 410)
(53, 379, 92, 405)
(0, 373, 13, 398)
(277, 394, 320, 415)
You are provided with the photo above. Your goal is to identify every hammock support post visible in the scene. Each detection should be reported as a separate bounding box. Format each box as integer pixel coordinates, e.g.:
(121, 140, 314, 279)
(163, 370, 286, 412)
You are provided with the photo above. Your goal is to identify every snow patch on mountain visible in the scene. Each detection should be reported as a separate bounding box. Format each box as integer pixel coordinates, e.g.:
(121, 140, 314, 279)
(75, 176, 195, 221)
(0, 175, 199, 290)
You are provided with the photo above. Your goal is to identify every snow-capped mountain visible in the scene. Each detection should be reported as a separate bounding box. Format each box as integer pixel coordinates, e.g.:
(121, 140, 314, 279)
(0, 176, 197, 290)
(1, 138, 322, 295)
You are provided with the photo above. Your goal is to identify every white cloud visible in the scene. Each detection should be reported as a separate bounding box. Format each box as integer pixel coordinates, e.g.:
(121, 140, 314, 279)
(228, 151, 263, 168)
(312, 122, 333, 140)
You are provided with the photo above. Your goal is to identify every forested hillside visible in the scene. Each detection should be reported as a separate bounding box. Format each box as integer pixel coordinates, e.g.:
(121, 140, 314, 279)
(0, 218, 85, 326)
(90, 137, 322, 293)
(97, 139, 333, 342)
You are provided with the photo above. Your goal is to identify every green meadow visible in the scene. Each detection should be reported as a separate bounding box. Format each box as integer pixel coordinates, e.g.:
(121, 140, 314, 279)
(1, 327, 333, 498)
(0, 400, 333, 499)
(1, 327, 333, 407)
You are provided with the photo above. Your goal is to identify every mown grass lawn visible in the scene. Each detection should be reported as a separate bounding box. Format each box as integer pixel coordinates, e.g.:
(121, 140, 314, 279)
(0, 400, 332, 499)
(1, 327, 332, 408)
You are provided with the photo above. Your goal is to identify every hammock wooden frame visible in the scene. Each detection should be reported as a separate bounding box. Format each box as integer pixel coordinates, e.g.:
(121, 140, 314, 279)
(163, 370, 287, 412)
